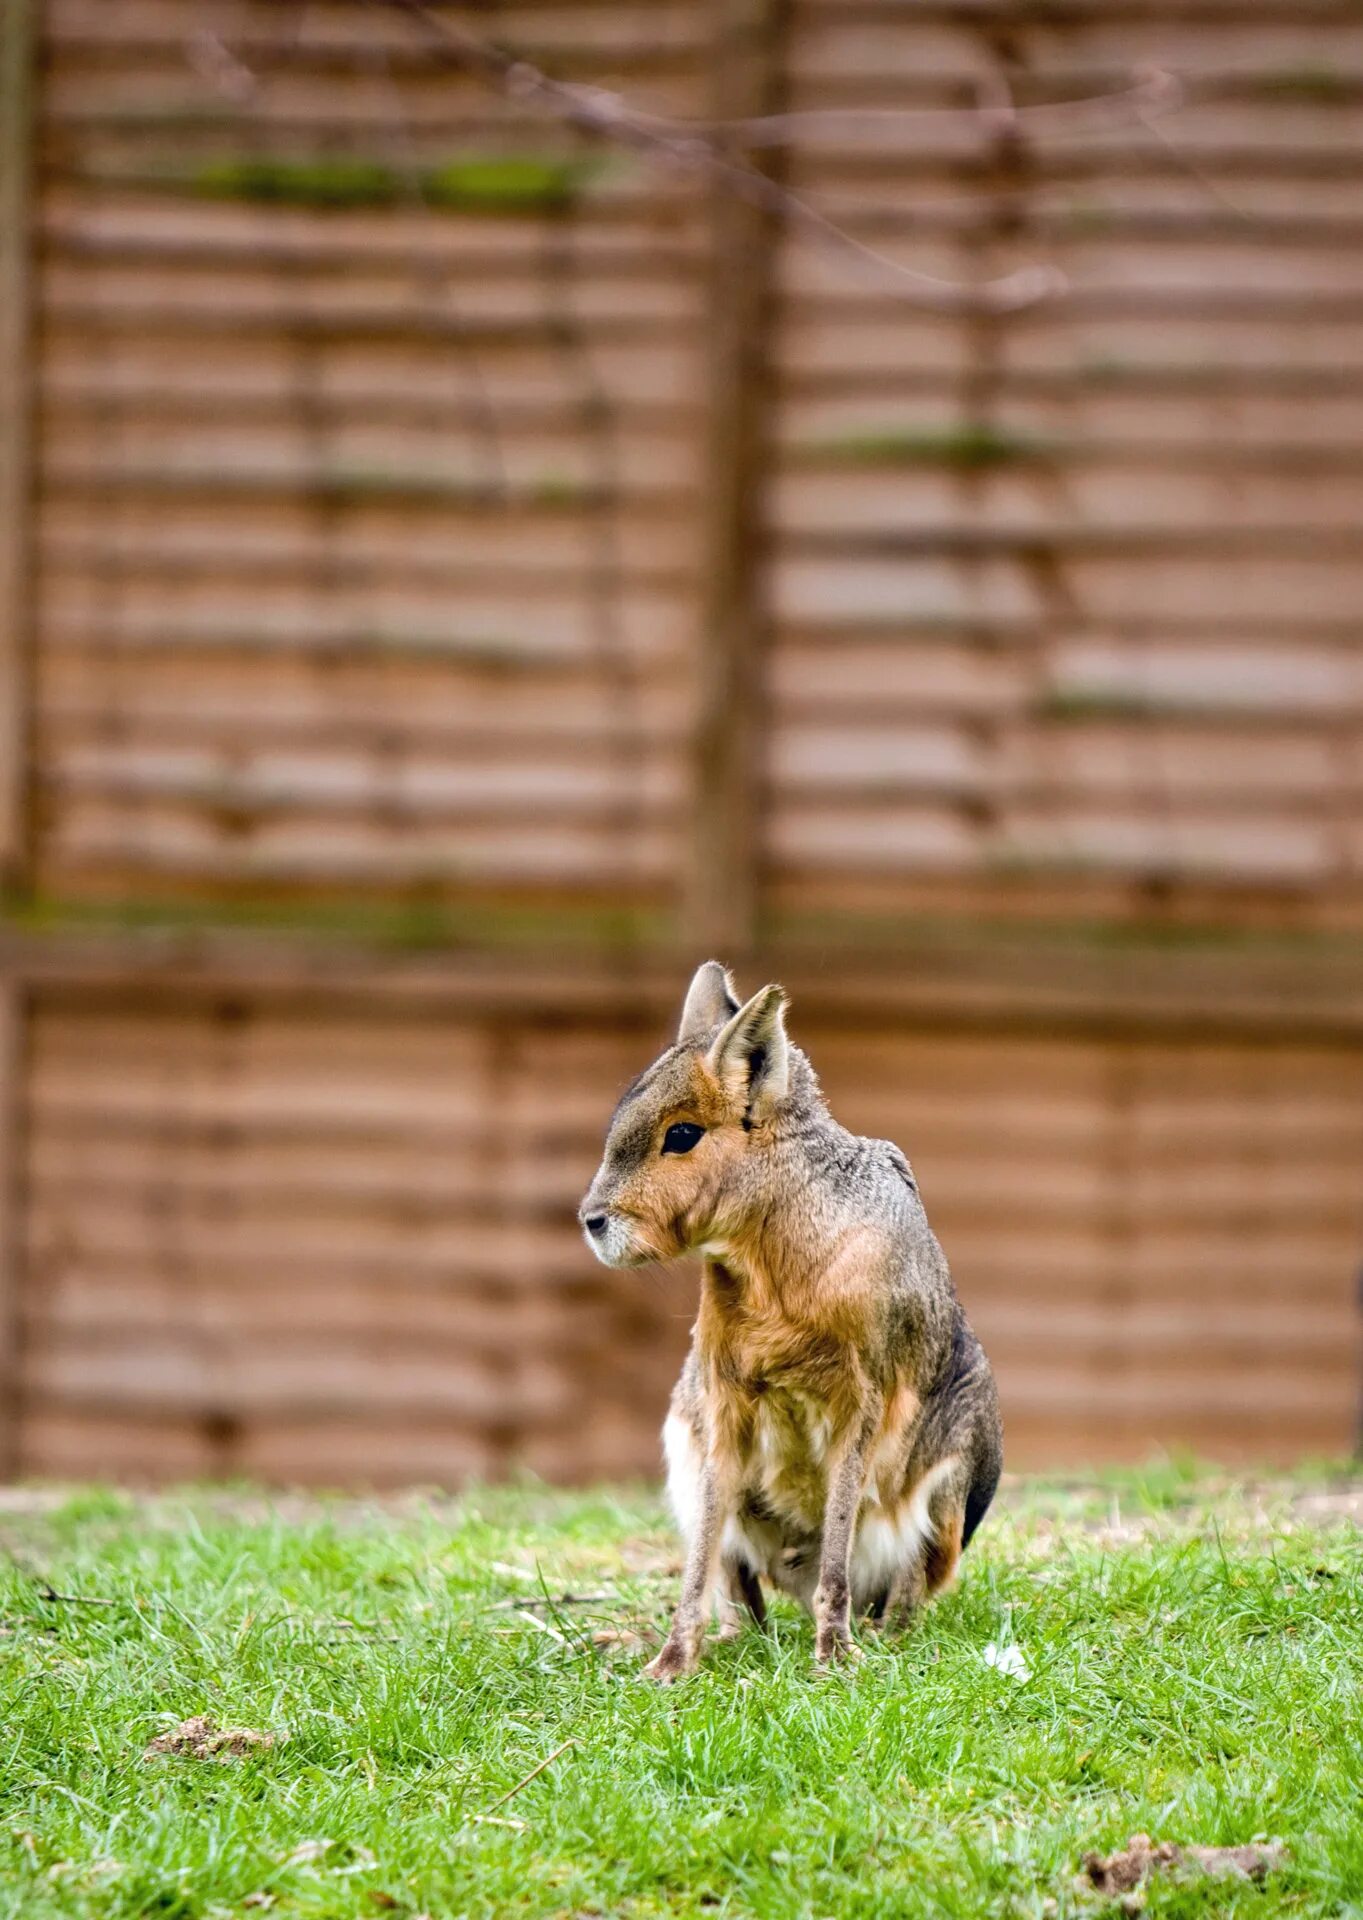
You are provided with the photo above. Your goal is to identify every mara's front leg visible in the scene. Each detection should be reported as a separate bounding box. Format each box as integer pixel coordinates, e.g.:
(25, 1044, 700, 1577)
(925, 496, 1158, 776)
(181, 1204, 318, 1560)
(645, 1452, 736, 1683)
(812, 1414, 878, 1668)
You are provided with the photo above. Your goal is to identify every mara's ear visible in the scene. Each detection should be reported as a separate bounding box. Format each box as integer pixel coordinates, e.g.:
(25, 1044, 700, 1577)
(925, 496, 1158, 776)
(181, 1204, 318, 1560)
(706, 984, 789, 1123)
(677, 959, 740, 1045)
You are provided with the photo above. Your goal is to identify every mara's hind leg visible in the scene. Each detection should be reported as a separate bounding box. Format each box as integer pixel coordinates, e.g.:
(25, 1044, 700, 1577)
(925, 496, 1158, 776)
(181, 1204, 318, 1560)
(861, 1585, 891, 1627)
(961, 1443, 1001, 1554)
(922, 1501, 965, 1598)
(715, 1555, 767, 1641)
(883, 1557, 925, 1629)
(885, 1354, 1003, 1630)
(884, 1456, 969, 1629)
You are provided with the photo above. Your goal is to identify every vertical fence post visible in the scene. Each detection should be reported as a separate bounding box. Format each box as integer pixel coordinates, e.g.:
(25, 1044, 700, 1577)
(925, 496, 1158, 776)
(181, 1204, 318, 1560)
(0, 981, 22, 1477)
(0, 0, 36, 893)
(687, 0, 786, 958)
(0, 0, 36, 1479)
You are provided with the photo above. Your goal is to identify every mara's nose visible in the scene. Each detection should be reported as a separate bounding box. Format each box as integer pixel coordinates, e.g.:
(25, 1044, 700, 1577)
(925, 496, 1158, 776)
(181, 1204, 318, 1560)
(581, 1210, 608, 1237)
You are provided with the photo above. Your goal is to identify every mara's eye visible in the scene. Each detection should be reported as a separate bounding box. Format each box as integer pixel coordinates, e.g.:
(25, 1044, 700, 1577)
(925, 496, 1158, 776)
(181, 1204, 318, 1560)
(661, 1121, 704, 1156)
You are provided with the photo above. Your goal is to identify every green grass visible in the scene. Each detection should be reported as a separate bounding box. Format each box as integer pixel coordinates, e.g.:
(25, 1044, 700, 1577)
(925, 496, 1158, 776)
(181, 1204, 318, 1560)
(1, 1469, 1361, 1918)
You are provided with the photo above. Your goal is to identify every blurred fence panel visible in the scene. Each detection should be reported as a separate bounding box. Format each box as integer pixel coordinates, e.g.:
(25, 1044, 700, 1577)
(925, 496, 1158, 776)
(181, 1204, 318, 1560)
(824, 1027, 1363, 1465)
(767, 0, 1363, 929)
(18, 0, 1363, 929)
(18, 988, 687, 1480)
(10, 973, 1362, 1480)
(1, 1, 1361, 1481)
(33, 0, 708, 908)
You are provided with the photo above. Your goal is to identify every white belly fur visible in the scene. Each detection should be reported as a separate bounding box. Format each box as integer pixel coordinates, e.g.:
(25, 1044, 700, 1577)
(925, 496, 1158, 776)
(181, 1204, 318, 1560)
(662, 1408, 957, 1615)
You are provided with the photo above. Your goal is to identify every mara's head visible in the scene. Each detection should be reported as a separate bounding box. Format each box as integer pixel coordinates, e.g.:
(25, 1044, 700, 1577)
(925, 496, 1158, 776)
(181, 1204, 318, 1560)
(578, 961, 795, 1269)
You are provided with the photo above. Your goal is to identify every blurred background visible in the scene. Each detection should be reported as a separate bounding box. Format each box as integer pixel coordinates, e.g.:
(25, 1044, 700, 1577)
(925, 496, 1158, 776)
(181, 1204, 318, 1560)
(0, 0, 1360, 1486)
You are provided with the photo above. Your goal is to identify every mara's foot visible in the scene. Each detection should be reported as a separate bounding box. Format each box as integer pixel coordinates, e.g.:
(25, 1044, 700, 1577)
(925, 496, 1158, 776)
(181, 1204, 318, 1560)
(813, 1622, 863, 1669)
(642, 1637, 699, 1684)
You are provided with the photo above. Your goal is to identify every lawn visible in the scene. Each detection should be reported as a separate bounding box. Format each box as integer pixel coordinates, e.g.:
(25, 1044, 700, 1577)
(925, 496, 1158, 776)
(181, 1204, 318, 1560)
(1, 1466, 1360, 1920)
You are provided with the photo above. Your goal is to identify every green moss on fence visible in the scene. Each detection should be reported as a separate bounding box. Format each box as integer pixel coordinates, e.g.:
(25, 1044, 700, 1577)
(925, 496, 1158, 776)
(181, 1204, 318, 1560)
(8, 890, 1363, 972)
(293, 467, 597, 513)
(425, 156, 602, 211)
(529, 470, 592, 507)
(0, 890, 670, 954)
(806, 424, 1049, 469)
(1033, 688, 1164, 722)
(1251, 63, 1352, 102)
(767, 905, 1363, 957)
(186, 153, 603, 211)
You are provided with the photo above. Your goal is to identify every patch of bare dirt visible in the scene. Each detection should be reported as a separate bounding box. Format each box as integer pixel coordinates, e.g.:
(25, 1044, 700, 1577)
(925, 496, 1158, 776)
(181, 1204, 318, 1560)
(1081, 1834, 1286, 1904)
(143, 1715, 279, 1761)
(617, 1538, 681, 1578)
(590, 1623, 657, 1651)
(0, 1489, 72, 1515)
(1291, 1488, 1363, 1524)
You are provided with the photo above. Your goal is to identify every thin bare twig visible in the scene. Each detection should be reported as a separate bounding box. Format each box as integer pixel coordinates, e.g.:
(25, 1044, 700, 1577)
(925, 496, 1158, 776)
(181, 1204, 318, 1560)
(486, 1590, 614, 1611)
(186, 27, 260, 105)
(184, 7, 1227, 315)
(2, 1538, 118, 1607)
(699, 67, 1182, 146)
(34, 1583, 116, 1607)
(483, 1737, 577, 1814)
(189, 4, 1205, 316)
(380, 0, 1063, 313)
(1135, 84, 1258, 224)
(513, 1606, 570, 1645)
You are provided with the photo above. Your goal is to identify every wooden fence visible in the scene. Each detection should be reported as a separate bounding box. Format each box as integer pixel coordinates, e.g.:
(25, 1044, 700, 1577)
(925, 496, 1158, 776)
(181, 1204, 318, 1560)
(2, 942, 1361, 1480)
(0, 0, 1360, 1481)
(10, 0, 1363, 937)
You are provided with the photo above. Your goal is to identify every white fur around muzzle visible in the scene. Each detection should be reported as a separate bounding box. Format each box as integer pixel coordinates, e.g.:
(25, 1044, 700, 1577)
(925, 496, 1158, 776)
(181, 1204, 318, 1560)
(583, 1214, 637, 1267)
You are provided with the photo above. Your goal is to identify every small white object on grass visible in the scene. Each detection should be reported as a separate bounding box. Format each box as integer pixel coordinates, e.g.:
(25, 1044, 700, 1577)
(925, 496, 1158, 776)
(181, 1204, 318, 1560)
(982, 1641, 1031, 1682)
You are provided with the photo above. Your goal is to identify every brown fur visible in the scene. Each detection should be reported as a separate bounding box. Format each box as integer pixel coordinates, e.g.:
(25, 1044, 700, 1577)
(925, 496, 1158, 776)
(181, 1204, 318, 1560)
(580, 962, 1002, 1680)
